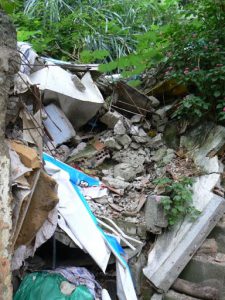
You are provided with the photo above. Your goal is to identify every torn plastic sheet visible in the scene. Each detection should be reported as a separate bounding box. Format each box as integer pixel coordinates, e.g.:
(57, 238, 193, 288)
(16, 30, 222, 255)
(44, 159, 110, 272)
(57, 213, 83, 250)
(43, 153, 137, 300)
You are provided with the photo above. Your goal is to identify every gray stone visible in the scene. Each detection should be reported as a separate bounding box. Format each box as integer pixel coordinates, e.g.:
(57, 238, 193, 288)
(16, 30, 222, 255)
(143, 121, 151, 130)
(162, 149, 176, 165)
(130, 142, 141, 150)
(152, 105, 172, 129)
(100, 110, 122, 128)
(151, 147, 167, 162)
(132, 135, 149, 144)
(114, 120, 126, 135)
(114, 163, 134, 181)
(149, 95, 160, 108)
(104, 137, 122, 150)
(138, 149, 146, 156)
(114, 162, 144, 181)
(208, 215, 225, 253)
(116, 134, 132, 148)
(115, 219, 147, 239)
(145, 195, 168, 234)
(130, 125, 139, 135)
(147, 133, 164, 148)
(138, 128, 147, 137)
(113, 149, 145, 165)
(102, 176, 130, 190)
(130, 114, 142, 124)
(151, 294, 163, 300)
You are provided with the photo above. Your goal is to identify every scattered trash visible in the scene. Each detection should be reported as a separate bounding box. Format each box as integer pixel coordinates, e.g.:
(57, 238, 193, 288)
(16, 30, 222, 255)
(14, 272, 94, 300)
(5, 42, 225, 300)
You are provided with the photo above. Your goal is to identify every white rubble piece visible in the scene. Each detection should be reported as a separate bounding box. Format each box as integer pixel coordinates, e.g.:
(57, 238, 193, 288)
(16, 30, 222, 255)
(114, 120, 127, 135)
(29, 66, 104, 129)
(43, 103, 76, 146)
(143, 124, 225, 293)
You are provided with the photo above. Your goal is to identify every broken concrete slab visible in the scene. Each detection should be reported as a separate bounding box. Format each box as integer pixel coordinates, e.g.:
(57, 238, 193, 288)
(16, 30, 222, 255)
(29, 67, 104, 129)
(43, 103, 76, 147)
(143, 182, 225, 292)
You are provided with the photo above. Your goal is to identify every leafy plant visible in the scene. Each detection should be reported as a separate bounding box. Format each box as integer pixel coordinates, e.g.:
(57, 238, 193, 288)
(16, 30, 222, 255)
(11, 0, 163, 60)
(0, 0, 17, 13)
(172, 94, 210, 120)
(153, 176, 200, 226)
(98, 0, 225, 122)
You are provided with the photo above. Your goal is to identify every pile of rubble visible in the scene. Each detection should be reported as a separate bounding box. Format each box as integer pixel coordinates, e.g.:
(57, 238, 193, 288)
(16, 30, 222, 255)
(6, 42, 225, 300)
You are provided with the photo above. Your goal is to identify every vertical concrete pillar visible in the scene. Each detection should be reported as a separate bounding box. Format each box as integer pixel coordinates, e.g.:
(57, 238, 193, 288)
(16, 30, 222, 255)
(0, 10, 19, 300)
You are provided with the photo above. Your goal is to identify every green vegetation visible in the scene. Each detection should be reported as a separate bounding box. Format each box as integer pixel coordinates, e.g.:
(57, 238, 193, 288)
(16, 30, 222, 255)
(1, 0, 225, 121)
(153, 177, 201, 226)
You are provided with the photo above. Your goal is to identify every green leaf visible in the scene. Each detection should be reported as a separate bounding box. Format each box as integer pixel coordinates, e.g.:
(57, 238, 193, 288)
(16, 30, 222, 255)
(214, 91, 221, 98)
(0, 0, 17, 13)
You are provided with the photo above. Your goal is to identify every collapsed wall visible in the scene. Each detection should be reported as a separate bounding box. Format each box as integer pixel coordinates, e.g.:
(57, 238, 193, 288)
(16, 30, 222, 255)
(0, 10, 19, 300)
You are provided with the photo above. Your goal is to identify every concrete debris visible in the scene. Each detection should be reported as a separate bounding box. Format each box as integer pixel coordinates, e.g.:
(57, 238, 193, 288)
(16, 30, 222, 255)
(143, 125, 225, 293)
(116, 134, 132, 148)
(29, 66, 104, 129)
(5, 44, 225, 300)
(100, 110, 122, 128)
(114, 120, 127, 135)
(104, 137, 122, 150)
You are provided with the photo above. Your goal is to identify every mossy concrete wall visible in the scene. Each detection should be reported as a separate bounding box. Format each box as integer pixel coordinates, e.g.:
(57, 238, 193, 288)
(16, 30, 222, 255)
(0, 10, 19, 300)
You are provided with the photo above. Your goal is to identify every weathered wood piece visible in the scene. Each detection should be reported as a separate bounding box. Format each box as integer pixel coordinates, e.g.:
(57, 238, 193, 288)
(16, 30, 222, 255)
(172, 278, 220, 300)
